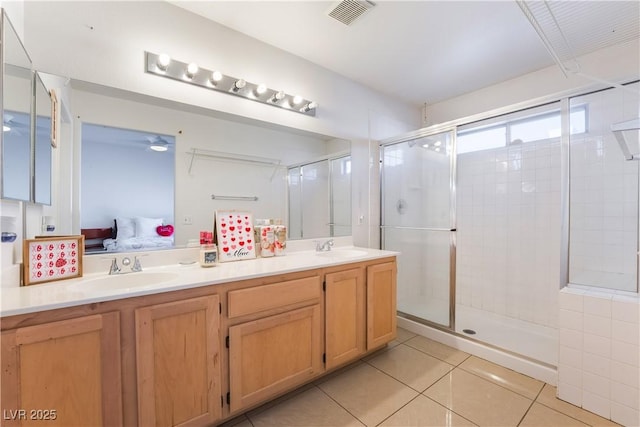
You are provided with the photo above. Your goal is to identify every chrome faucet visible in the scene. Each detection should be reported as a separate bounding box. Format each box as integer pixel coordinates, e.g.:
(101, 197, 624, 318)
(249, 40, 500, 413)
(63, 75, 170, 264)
(108, 256, 143, 275)
(315, 239, 334, 252)
(108, 258, 121, 275)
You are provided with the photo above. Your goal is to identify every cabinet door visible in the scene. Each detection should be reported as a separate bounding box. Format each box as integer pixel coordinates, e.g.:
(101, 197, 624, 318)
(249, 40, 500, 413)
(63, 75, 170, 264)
(228, 304, 322, 413)
(135, 295, 221, 427)
(367, 261, 398, 350)
(1, 312, 122, 426)
(325, 267, 365, 369)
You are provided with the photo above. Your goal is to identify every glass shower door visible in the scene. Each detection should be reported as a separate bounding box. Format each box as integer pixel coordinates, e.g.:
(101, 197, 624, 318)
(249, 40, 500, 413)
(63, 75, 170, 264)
(381, 130, 455, 327)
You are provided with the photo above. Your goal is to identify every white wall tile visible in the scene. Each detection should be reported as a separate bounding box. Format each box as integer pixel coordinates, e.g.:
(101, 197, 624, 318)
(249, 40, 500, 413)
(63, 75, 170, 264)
(583, 295, 613, 318)
(559, 328, 583, 350)
(584, 313, 611, 338)
(612, 298, 640, 323)
(559, 291, 584, 312)
(559, 309, 583, 331)
(583, 333, 611, 358)
(610, 402, 640, 427)
(559, 364, 583, 388)
(611, 381, 640, 410)
(612, 340, 640, 367)
(558, 382, 582, 407)
(582, 390, 611, 419)
(583, 352, 611, 379)
(612, 319, 640, 345)
(583, 372, 610, 399)
(611, 360, 640, 389)
(559, 345, 583, 369)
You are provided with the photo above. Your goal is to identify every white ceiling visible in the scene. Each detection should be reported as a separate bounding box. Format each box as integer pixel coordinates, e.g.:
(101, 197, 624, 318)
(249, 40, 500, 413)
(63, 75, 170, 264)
(170, 1, 640, 107)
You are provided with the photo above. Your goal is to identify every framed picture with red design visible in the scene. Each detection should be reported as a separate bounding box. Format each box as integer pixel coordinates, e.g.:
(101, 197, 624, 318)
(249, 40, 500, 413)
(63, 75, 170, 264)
(23, 236, 84, 286)
(214, 211, 256, 262)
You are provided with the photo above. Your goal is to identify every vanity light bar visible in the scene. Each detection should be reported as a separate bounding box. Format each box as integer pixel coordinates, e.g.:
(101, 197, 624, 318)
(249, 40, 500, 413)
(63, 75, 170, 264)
(144, 52, 317, 117)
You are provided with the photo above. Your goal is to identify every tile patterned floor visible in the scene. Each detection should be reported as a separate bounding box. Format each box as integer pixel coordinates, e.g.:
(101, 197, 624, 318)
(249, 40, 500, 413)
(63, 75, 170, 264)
(222, 328, 621, 427)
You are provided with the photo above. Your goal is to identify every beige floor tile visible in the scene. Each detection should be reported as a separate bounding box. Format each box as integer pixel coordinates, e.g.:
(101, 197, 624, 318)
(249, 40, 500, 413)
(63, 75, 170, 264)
(219, 414, 253, 427)
(367, 344, 454, 392)
(248, 386, 364, 427)
(520, 403, 589, 427)
(459, 356, 544, 399)
(246, 382, 317, 418)
(404, 335, 470, 366)
(362, 344, 394, 362)
(536, 384, 621, 427)
(314, 360, 363, 385)
(424, 369, 532, 426)
(390, 327, 417, 345)
(317, 362, 418, 426)
(379, 394, 477, 426)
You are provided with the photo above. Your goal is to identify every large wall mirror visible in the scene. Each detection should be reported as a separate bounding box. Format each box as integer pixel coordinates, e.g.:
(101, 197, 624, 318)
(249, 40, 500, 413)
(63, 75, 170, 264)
(1, 10, 32, 202)
(72, 80, 350, 254)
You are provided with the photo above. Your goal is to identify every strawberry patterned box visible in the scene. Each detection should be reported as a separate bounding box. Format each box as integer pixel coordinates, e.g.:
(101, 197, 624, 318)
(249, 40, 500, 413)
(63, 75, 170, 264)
(23, 236, 84, 286)
(214, 211, 256, 262)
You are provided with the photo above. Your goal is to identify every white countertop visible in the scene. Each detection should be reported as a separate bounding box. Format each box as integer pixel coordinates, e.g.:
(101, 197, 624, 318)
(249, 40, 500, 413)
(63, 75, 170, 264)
(1, 247, 397, 317)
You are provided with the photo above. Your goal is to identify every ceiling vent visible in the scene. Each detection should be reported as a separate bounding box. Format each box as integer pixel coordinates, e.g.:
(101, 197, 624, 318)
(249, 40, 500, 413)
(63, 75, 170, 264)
(327, 0, 375, 26)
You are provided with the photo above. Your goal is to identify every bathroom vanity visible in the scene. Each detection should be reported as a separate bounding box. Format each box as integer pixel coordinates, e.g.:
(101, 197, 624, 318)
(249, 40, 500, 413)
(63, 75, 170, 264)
(0, 247, 397, 426)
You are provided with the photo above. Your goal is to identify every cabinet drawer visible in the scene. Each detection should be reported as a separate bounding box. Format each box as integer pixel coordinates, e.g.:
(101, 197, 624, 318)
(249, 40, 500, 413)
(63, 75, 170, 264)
(228, 276, 321, 318)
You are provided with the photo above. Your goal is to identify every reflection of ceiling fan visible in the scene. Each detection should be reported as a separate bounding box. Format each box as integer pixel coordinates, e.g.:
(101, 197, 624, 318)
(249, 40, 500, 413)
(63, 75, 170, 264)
(124, 135, 171, 152)
(147, 135, 170, 152)
(3, 114, 29, 136)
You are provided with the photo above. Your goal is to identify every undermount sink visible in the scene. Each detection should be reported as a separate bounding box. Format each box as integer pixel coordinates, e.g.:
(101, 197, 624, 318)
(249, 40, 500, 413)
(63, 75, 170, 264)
(70, 271, 180, 291)
(316, 249, 368, 259)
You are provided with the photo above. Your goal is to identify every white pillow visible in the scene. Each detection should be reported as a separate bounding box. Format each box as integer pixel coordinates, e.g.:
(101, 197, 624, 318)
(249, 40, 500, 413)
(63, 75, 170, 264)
(135, 217, 164, 238)
(116, 217, 136, 240)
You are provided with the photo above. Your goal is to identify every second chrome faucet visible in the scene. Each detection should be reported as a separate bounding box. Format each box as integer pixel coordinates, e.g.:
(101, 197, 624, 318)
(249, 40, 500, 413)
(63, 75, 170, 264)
(315, 239, 334, 252)
(109, 256, 143, 275)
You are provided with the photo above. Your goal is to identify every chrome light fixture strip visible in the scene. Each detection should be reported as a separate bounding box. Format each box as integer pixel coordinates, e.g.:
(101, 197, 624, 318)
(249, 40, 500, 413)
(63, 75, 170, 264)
(144, 52, 317, 117)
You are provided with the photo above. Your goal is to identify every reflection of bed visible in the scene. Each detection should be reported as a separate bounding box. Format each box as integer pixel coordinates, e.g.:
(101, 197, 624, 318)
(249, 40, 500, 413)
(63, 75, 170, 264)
(82, 217, 174, 252)
(81, 227, 114, 253)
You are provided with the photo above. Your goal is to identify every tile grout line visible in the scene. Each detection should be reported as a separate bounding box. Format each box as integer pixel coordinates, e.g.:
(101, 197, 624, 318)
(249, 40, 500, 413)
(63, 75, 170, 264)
(373, 393, 424, 427)
(419, 393, 481, 427)
(456, 358, 546, 401)
(314, 383, 367, 427)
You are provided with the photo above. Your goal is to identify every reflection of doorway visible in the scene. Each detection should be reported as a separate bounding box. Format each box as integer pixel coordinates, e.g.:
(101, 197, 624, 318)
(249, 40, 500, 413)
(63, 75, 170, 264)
(80, 122, 175, 238)
(287, 155, 352, 240)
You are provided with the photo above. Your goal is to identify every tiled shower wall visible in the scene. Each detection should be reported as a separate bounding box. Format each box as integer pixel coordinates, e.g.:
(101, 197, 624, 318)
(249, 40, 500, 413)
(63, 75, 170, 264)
(456, 138, 562, 328)
(558, 288, 640, 426)
(569, 84, 639, 292)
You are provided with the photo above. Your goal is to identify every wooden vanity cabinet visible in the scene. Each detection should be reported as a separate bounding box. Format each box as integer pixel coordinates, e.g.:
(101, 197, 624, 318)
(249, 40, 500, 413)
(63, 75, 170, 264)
(324, 267, 366, 369)
(135, 295, 222, 427)
(226, 275, 323, 413)
(366, 261, 398, 349)
(0, 256, 397, 426)
(1, 312, 123, 426)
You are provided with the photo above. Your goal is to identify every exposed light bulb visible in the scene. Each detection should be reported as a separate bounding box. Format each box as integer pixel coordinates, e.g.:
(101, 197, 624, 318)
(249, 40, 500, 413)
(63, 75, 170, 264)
(270, 90, 285, 103)
(422, 143, 429, 148)
(435, 147, 441, 152)
(186, 62, 199, 79)
(300, 101, 318, 113)
(2, 125, 10, 132)
(434, 140, 442, 147)
(210, 71, 223, 84)
(254, 84, 267, 97)
(292, 95, 303, 105)
(233, 79, 246, 92)
(157, 53, 171, 71)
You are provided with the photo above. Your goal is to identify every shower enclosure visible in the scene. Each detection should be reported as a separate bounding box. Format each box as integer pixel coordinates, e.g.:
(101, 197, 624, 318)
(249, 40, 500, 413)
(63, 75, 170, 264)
(381, 131, 455, 328)
(381, 82, 639, 366)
